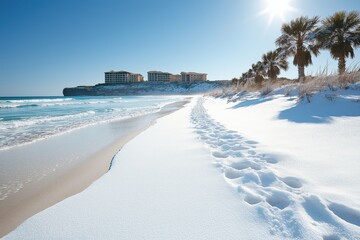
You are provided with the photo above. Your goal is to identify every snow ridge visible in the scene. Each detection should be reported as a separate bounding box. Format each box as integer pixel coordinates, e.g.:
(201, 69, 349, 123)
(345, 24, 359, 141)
(191, 97, 360, 240)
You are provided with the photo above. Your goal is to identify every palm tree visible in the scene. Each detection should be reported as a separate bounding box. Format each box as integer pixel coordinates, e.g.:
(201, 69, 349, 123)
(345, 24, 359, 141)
(245, 68, 254, 79)
(276, 16, 320, 81)
(318, 11, 360, 75)
(241, 72, 247, 80)
(262, 49, 289, 81)
(251, 61, 265, 84)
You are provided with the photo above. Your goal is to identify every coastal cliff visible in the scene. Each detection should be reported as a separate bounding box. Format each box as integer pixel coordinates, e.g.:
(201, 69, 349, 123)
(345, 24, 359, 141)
(63, 81, 228, 96)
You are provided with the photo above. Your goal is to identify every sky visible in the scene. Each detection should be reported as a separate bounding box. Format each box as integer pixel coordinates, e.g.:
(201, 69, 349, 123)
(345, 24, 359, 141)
(0, 0, 359, 96)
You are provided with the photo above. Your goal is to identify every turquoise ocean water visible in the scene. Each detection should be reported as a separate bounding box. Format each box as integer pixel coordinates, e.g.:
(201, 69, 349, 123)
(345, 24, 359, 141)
(0, 96, 180, 151)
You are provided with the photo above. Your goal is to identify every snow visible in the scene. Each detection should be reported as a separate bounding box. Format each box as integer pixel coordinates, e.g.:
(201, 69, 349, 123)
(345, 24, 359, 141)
(4, 98, 271, 240)
(5, 85, 360, 239)
(202, 86, 360, 239)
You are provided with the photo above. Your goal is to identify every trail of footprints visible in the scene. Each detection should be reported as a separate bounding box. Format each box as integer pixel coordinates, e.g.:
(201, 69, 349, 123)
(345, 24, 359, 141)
(191, 99, 302, 210)
(191, 98, 360, 239)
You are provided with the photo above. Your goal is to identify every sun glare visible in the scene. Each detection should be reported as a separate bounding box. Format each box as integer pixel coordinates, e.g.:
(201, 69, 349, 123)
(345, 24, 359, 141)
(259, 0, 297, 26)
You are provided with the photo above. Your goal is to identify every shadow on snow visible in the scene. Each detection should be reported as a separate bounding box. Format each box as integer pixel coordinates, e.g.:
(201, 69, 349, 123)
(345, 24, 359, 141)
(278, 96, 360, 124)
(231, 97, 272, 109)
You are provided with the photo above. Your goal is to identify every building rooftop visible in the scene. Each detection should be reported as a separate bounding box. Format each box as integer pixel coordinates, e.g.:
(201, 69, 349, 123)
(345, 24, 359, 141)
(181, 72, 207, 75)
(148, 71, 172, 74)
(105, 70, 131, 74)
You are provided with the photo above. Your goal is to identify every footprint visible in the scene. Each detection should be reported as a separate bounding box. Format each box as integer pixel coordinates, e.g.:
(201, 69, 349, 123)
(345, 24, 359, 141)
(302, 195, 333, 223)
(214, 140, 226, 147)
(239, 186, 262, 205)
(227, 150, 243, 158)
(242, 172, 261, 185)
(205, 139, 212, 144)
(224, 168, 243, 179)
(328, 202, 360, 227)
(248, 150, 256, 155)
(244, 193, 262, 205)
(258, 171, 277, 187)
(266, 191, 291, 210)
(229, 161, 250, 170)
(196, 130, 206, 135)
(281, 177, 303, 189)
(245, 140, 258, 145)
(249, 162, 261, 170)
(200, 136, 209, 141)
(230, 145, 247, 151)
(264, 156, 278, 164)
(212, 161, 222, 168)
(212, 151, 228, 159)
(220, 144, 232, 151)
(220, 134, 237, 140)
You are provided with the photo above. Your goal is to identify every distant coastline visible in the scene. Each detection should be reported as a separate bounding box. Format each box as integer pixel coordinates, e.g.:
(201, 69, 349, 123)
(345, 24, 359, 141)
(63, 81, 229, 96)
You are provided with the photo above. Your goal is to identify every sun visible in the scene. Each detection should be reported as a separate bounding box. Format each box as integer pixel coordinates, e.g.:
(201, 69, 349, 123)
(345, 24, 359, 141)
(258, 0, 297, 25)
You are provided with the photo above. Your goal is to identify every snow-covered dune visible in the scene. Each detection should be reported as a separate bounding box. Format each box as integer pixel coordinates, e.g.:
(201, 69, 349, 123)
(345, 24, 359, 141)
(200, 85, 360, 239)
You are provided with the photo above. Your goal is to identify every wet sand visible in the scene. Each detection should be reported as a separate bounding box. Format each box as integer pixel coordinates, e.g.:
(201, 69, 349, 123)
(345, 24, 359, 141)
(0, 99, 189, 237)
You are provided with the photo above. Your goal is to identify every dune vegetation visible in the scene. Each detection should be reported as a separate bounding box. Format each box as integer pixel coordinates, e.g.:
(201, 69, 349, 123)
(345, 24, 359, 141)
(228, 11, 360, 99)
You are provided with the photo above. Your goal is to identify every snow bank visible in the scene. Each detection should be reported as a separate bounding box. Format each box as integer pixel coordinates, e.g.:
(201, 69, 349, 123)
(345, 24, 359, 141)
(201, 85, 360, 239)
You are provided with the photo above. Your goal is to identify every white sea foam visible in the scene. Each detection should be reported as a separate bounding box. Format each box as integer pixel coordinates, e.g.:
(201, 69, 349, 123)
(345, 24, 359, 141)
(0, 96, 181, 151)
(0, 111, 97, 129)
(2, 98, 73, 103)
(0, 109, 156, 151)
(0, 98, 124, 108)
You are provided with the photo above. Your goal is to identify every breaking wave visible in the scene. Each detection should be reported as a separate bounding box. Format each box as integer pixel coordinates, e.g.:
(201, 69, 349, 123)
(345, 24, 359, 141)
(0, 96, 179, 151)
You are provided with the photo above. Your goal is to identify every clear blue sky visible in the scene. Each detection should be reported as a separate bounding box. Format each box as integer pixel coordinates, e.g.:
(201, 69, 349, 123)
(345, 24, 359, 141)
(0, 0, 359, 96)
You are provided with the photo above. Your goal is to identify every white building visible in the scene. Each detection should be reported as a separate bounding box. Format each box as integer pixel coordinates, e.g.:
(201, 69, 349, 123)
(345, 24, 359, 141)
(105, 71, 144, 84)
(181, 72, 207, 82)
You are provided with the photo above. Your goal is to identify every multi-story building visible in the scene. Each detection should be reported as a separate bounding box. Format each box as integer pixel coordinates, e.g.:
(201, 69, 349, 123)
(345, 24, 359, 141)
(105, 70, 207, 83)
(129, 74, 144, 82)
(105, 70, 144, 84)
(148, 71, 172, 82)
(170, 74, 181, 82)
(181, 72, 207, 82)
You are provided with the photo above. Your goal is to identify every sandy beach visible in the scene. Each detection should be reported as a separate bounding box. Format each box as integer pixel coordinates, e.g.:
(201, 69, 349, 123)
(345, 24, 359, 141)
(0, 99, 189, 237)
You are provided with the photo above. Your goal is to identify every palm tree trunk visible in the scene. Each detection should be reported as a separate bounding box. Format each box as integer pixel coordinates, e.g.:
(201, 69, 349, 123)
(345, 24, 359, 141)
(338, 54, 346, 75)
(298, 65, 305, 82)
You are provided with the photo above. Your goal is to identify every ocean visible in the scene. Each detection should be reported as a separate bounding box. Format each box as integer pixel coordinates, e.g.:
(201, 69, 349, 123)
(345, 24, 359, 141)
(0, 95, 180, 151)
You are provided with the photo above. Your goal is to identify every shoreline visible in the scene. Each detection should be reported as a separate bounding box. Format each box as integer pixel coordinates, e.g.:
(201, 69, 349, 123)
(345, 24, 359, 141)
(0, 99, 190, 237)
